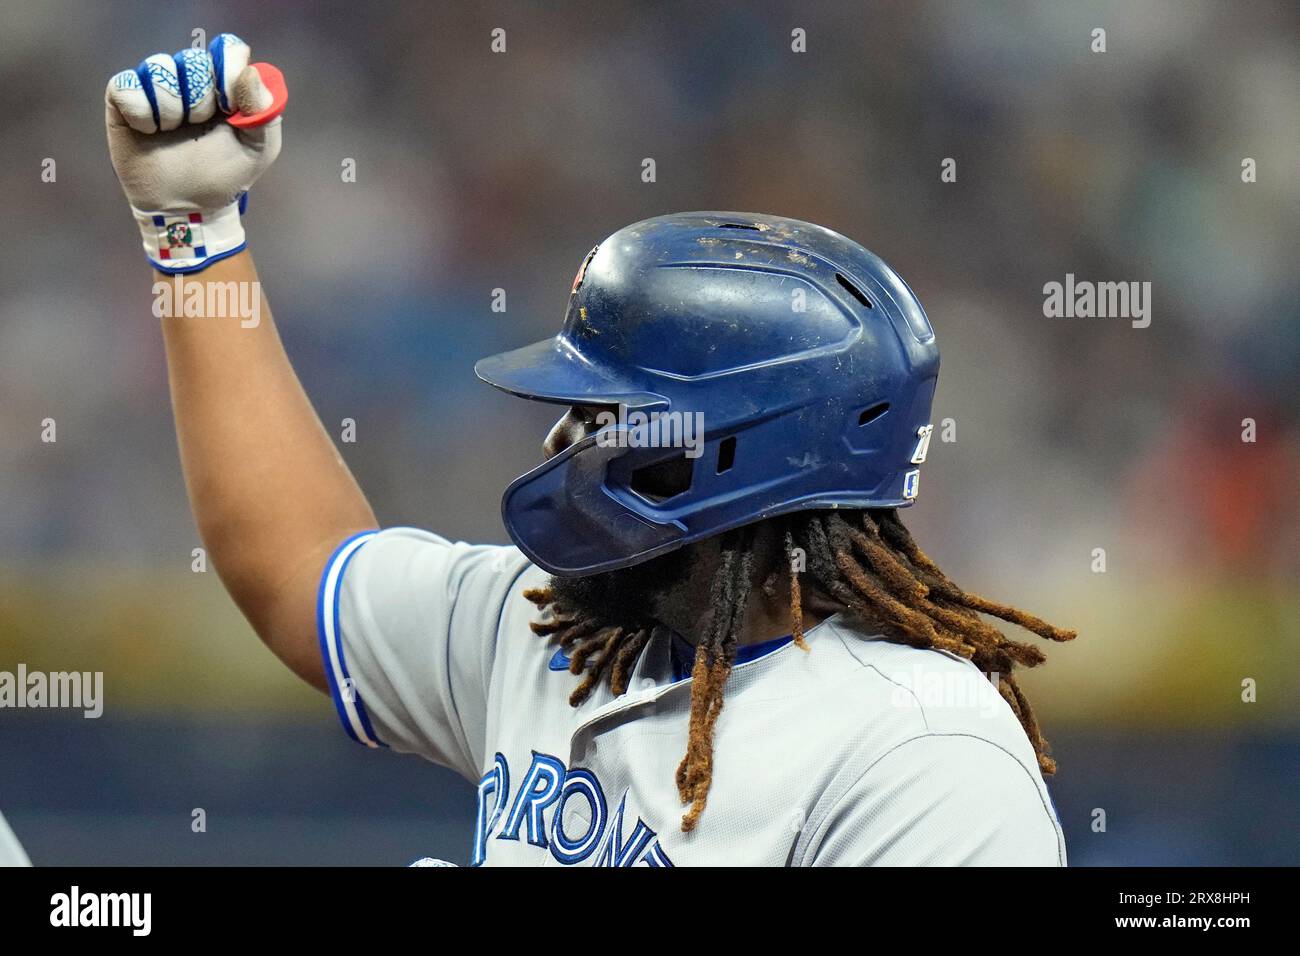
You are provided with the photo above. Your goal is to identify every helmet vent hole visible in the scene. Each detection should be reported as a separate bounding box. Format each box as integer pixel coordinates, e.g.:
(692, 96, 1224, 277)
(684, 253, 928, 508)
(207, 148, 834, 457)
(718, 222, 761, 231)
(858, 403, 890, 426)
(716, 436, 737, 473)
(630, 454, 693, 504)
(836, 273, 874, 309)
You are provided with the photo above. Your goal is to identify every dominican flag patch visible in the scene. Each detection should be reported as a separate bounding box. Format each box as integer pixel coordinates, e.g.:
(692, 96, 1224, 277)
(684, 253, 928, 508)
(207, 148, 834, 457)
(153, 212, 206, 260)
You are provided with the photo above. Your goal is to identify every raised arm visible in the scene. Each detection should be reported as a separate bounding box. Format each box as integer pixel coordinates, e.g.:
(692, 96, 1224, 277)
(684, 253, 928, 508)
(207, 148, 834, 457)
(106, 35, 373, 690)
(158, 252, 375, 690)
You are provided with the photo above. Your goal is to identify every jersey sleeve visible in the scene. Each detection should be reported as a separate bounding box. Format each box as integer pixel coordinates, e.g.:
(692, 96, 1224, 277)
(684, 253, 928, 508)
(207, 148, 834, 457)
(316, 527, 532, 781)
(0, 811, 31, 867)
(802, 734, 1066, 866)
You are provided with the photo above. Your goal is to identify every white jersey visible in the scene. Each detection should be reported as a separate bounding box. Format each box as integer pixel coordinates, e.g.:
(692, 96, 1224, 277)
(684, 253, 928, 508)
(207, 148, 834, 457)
(0, 811, 31, 866)
(318, 527, 1066, 867)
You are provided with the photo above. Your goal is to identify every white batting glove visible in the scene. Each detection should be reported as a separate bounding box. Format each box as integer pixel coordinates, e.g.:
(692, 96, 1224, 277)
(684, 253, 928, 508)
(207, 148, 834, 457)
(105, 33, 282, 273)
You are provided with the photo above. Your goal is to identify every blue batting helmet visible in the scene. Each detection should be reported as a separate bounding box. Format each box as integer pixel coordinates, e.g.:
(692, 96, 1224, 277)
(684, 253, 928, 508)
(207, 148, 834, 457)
(475, 212, 939, 577)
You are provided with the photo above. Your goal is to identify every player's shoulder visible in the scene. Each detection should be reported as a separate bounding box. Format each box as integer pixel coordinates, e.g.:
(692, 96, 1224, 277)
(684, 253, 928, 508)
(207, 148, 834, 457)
(333, 526, 540, 630)
(343, 526, 533, 585)
(805, 613, 1039, 753)
(794, 615, 1065, 859)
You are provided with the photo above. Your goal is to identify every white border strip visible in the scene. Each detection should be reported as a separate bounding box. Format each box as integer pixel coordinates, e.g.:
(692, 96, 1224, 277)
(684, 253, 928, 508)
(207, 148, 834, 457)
(320, 531, 380, 748)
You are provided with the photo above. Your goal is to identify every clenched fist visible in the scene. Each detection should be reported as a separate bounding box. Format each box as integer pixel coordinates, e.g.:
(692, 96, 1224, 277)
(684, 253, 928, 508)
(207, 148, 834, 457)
(105, 33, 283, 273)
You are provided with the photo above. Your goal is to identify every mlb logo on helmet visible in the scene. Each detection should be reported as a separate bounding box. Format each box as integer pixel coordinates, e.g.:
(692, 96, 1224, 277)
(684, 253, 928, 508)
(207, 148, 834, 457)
(902, 469, 921, 500)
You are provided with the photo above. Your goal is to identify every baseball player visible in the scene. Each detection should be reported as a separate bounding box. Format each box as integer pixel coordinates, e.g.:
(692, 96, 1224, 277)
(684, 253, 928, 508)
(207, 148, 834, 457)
(107, 34, 1075, 866)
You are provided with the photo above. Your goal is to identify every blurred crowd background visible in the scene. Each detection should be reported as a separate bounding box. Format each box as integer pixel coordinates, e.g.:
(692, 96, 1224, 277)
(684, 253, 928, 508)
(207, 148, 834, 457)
(1, 1, 1296, 865)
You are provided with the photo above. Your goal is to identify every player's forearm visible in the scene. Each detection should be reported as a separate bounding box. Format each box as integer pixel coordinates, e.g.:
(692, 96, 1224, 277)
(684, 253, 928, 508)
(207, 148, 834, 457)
(158, 251, 376, 646)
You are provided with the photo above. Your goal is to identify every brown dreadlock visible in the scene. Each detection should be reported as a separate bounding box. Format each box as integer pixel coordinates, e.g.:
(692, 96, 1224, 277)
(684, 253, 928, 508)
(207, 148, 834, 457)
(524, 508, 1075, 833)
